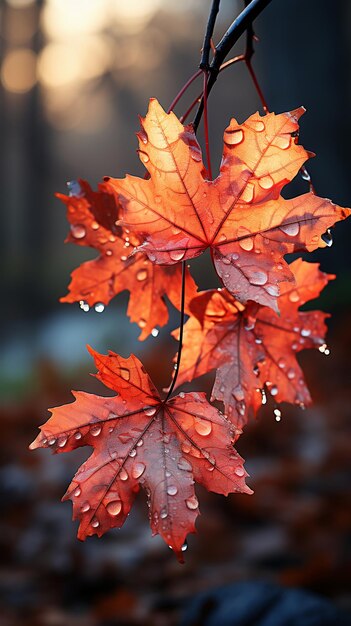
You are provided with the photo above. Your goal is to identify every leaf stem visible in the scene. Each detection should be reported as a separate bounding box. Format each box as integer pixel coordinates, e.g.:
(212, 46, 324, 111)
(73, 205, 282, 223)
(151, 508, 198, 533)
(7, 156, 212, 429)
(203, 71, 213, 179)
(164, 261, 186, 401)
(167, 69, 203, 114)
(180, 55, 244, 124)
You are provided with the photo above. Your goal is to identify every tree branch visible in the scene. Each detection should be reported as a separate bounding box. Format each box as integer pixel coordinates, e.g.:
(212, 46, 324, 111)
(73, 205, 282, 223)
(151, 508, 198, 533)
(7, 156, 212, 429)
(200, 0, 221, 70)
(193, 0, 273, 130)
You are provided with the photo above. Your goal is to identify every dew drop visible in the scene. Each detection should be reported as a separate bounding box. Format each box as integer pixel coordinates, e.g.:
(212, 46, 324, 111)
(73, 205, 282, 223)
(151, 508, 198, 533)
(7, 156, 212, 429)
(120, 468, 128, 481)
(261, 389, 267, 405)
(289, 290, 300, 303)
(177, 457, 192, 471)
(136, 439, 144, 447)
(81, 502, 90, 513)
(136, 269, 148, 282)
(58, 436, 68, 448)
(319, 343, 330, 355)
(132, 462, 146, 479)
(270, 385, 278, 396)
(94, 302, 105, 313)
(218, 233, 227, 242)
(139, 319, 147, 328)
(48, 437, 56, 446)
(167, 485, 178, 496)
(170, 250, 185, 261)
(241, 184, 254, 203)
(272, 135, 291, 149)
(287, 368, 295, 380)
(106, 500, 122, 516)
(185, 495, 199, 510)
(301, 328, 311, 337)
(67, 180, 82, 197)
(70, 224, 86, 239)
(129, 449, 136, 458)
(240, 237, 255, 252)
(79, 300, 90, 312)
(224, 129, 244, 145)
(280, 222, 300, 237)
(74, 431, 82, 440)
(144, 406, 157, 416)
(265, 284, 279, 297)
(259, 175, 274, 189)
(120, 368, 130, 381)
(233, 386, 245, 402)
(160, 508, 168, 519)
(181, 441, 192, 454)
(151, 328, 159, 337)
(194, 420, 212, 436)
(181, 541, 188, 552)
(91, 220, 99, 230)
(90, 425, 102, 437)
(106, 250, 113, 256)
(249, 270, 268, 286)
(274, 408, 282, 421)
(91, 519, 99, 528)
(73, 487, 81, 497)
(251, 120, 265, 131)
(141, 153, 150, 163)
(321, 229, 333, 247)
(234, 466, 245, 477)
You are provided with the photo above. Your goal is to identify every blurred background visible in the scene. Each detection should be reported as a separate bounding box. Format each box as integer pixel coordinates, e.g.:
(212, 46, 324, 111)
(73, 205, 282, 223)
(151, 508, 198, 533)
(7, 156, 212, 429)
(1, 0, 351, 624)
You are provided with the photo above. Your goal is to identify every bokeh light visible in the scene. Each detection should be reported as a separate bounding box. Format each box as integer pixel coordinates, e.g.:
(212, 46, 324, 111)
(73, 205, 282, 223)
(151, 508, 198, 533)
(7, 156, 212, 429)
(1, 48, 37, 93)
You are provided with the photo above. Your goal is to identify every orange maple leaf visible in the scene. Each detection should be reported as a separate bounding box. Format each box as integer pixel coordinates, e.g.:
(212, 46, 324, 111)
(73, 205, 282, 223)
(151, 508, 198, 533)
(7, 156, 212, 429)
(29, 347, 251, 561)
(173, 259, 333, 426)
(58, 180, 198, 340)
(106, 99, 349, 312)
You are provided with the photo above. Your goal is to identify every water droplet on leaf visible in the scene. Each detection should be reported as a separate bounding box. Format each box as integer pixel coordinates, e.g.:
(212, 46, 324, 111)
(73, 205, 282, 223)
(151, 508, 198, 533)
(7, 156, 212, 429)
(132, 462, 146, 479)
(194, 420, 212, 436)
(107, 500, 122, 516)
(94, 303, 105, 313)
(185, 495, 199, 510)
(70, 224, 86, 239)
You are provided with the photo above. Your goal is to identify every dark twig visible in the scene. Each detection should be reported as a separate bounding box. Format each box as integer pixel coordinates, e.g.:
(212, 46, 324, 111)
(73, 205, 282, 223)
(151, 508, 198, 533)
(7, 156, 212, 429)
(200, 0, 221, 70)
(193, 0, 273, 130)
(203, 71, 213, 179)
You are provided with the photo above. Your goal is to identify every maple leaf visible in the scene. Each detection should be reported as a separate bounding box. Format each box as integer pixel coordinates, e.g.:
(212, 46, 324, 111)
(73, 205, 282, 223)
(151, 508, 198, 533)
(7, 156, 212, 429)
(58, 180, 198, 340)
(29, 347, 251, 561)
(173, 259, 333, 426)
(106, 99, 350, 312)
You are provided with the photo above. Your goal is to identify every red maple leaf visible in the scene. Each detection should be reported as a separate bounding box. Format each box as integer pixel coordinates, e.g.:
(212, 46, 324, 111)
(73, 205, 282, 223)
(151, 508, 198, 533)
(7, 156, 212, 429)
(106, 99, 349, 312)
(173, 259, 333, 426)
(29, 347, 251, 561)
(59, 180, 198, 340)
